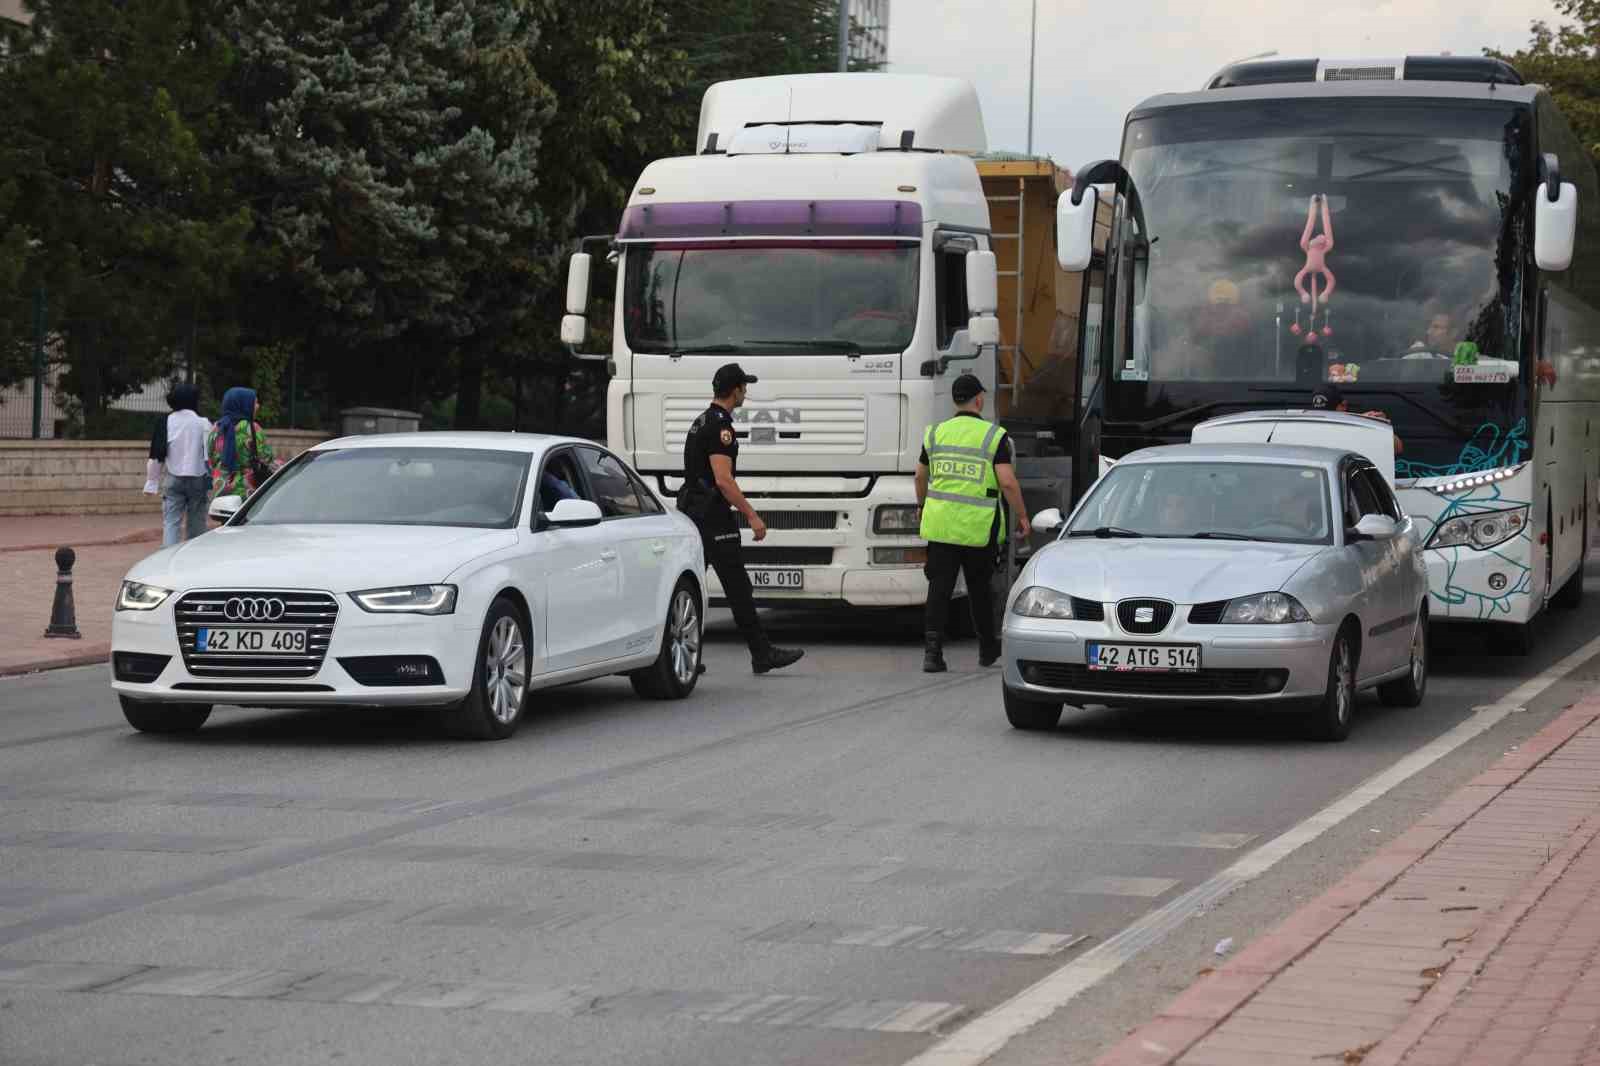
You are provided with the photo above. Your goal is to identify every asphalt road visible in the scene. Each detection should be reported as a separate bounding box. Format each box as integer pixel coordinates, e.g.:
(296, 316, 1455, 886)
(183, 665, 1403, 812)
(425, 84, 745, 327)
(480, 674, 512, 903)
(4, 573, 1600, 1066)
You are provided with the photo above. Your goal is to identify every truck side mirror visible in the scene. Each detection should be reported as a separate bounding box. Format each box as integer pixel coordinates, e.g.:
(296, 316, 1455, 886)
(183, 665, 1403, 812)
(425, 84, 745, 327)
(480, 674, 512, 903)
(560, 253, 592, 345)
(1535, 181, 1577, 272)
(1056, 186, 1097, 272)
(965, 249, 1000, 348)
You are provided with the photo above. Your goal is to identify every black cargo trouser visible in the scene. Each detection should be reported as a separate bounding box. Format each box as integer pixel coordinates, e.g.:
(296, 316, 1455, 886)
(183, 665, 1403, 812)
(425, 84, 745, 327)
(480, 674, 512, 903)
(923, 540, 999, 647)
(697, 520, 767, 655)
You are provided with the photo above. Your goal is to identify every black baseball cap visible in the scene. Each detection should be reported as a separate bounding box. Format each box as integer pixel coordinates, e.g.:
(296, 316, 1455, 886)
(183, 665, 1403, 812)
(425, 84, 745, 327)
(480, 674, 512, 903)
(952, 373, 987, 403)
(713, 363, 758, 395)
(1311, 383, 1346, 411)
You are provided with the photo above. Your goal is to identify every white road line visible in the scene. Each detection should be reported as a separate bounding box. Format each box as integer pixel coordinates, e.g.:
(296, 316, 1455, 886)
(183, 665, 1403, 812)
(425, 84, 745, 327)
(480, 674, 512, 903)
(901, 631, 1600, 1066)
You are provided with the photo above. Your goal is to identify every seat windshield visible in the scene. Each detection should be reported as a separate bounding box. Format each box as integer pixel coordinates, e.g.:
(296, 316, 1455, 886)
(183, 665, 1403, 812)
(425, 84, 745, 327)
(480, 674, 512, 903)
(240, 448, 531, 529)
(1069, 461, 1333, 545)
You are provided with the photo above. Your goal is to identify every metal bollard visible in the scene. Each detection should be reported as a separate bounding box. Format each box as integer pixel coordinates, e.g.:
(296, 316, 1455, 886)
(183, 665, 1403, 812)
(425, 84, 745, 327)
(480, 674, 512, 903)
(43, 546, 81, 639)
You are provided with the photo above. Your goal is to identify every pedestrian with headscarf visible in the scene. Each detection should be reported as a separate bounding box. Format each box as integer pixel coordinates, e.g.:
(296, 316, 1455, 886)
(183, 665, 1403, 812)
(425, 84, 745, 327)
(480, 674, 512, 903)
(207, 386, 277, 502)
(144, 382, 212, 545)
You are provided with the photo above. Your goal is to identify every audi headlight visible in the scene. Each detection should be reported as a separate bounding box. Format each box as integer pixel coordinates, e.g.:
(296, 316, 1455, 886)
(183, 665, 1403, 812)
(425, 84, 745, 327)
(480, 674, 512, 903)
(116, 581, 172, 612)
(1220, 592, 1310, 624)
(874, 504, 922, 534)
(1012, 586, 1075, 619)
(1426, 506, 1528, 551)
(349, 585, 458, 615)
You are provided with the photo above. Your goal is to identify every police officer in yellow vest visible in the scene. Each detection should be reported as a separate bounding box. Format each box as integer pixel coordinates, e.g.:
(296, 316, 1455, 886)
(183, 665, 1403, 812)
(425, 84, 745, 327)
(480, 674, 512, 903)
(915, 373, 1030, 673)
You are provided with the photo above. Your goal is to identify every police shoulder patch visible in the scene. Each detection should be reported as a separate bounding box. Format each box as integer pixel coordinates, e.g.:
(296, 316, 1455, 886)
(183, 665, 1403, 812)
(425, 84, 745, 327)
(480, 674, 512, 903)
(719, 428, 734, 446)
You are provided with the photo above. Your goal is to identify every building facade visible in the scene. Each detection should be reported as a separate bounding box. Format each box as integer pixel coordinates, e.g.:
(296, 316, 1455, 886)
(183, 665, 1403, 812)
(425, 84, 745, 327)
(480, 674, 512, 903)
(849, 0, 890, 70)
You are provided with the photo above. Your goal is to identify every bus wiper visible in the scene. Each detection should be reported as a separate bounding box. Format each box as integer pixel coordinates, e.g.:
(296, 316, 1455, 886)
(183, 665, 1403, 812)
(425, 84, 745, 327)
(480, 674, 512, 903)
(1067, 526, 1144, 538)
(744, 339, 865, 354)
(1192, 531, 1262, 541)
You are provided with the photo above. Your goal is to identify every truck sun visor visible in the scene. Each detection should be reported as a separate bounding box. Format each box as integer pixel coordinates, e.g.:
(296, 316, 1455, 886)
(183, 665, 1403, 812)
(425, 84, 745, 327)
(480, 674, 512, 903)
(615, 199, 923, 242)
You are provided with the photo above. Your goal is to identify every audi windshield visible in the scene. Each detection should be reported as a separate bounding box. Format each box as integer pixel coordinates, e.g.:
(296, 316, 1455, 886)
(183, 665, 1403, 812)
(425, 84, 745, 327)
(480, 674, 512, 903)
(238, 448, 531, 529)
(623, 242, 920, 355)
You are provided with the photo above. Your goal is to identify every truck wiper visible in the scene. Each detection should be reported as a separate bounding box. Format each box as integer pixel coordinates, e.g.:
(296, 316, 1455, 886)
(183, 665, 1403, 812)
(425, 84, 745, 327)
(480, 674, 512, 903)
(744, 339, 864, 354)
(663, 344, 742, 355)
(1191, 531, 1262, 541)
(1067, 526, 1144, 538)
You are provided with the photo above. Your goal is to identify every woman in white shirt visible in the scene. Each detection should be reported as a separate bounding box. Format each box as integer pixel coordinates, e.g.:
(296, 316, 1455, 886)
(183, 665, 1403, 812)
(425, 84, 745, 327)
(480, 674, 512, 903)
(145, 383, 212, 545)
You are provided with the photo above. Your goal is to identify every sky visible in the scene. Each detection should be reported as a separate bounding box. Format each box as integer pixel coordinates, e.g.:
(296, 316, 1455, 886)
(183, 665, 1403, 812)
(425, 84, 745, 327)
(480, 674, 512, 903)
(885, 0, 1564, 167)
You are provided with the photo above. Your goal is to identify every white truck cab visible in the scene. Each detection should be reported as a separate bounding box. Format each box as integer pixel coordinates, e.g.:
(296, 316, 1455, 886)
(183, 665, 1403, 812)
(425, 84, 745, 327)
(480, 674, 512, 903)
(561, 74, 1010, 609)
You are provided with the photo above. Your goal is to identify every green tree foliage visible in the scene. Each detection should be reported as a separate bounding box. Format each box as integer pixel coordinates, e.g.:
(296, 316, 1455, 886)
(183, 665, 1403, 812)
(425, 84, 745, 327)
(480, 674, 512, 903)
(1493, 0, 1600, 163)
(0, 0, 249, 416)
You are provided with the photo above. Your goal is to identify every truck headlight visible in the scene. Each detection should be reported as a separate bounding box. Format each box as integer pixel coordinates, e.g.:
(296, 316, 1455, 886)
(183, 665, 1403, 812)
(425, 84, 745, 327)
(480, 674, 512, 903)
(1426, 506, 1528, 551)
(1012, 586, 1075, 619)
(874, 505, 922, 534)
(349, 585, 458, 615)
(116, 581, 172, 611)
(1220, 592, 1310, 624)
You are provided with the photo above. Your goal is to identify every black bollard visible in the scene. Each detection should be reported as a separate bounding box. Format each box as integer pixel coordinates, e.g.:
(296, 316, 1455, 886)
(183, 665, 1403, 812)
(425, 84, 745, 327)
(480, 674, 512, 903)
(43, 545, 81, 640)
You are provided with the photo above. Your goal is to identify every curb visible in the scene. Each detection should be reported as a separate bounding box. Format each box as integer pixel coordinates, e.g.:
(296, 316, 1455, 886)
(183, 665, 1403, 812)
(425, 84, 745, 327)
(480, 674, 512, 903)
(0, 645, 111, 679)
(0, 531, 160, 555)
(1095, 694, 1600, 1066)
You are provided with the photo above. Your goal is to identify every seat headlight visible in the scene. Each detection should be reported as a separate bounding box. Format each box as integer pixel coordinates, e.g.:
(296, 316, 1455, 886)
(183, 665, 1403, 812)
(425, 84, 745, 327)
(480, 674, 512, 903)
(1221, 592, 1310, 624)
(349, 585, 458, 615)
(116, 581, 172, 612)
(1012, 586, 1075, 619)
(874, 504, 922, 534)
(1425, 506, 1528, 551)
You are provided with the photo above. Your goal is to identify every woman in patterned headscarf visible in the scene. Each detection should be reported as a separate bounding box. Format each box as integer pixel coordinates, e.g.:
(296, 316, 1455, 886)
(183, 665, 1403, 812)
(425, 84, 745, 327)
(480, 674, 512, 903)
(207, 386, 277, 501)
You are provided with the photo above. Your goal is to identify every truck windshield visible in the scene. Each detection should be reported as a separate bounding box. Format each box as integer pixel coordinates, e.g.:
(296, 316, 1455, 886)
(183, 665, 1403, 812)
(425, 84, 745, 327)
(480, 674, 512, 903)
(1107, 99, 1531, 476)
(624, 242, 919, 355)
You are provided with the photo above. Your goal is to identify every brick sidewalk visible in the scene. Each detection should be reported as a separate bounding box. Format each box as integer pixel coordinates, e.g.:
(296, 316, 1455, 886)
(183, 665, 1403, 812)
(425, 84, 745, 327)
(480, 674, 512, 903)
(0, 514, 163, 676)
(1100, 697, 1600, 1066)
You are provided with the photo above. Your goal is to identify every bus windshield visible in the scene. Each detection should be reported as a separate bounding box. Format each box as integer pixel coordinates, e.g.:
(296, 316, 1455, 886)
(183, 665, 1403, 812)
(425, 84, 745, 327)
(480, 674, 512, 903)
(1108, 99, 1532, 476)
(623, 242, 920, 355)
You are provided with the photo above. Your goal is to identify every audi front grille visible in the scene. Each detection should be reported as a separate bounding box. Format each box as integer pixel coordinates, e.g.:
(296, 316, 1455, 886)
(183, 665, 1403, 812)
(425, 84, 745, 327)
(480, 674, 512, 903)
(174, 590, 338, 680)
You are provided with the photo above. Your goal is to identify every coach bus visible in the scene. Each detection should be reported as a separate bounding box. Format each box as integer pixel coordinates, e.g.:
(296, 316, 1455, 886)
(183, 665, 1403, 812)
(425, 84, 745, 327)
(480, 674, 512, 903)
(1055, 56, 1600, 651)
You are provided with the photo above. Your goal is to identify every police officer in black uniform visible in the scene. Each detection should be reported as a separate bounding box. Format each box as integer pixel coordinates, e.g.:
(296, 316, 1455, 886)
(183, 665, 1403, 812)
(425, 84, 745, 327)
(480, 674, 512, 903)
(679, 364, 805, 674)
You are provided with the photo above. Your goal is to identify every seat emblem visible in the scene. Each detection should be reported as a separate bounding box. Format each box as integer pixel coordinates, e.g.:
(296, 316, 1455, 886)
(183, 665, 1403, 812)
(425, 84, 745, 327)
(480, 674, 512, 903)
(223, 597, 286, 622)
(1134, 606, 1155, 624)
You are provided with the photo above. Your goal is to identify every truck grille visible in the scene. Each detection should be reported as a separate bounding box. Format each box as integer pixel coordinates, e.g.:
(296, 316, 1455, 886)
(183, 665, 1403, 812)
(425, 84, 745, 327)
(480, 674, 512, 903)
(174, 590, 338, 680)
(663, 396, 868, 453)
(742, 547, 834, 566)
(737, 510, 838, 531)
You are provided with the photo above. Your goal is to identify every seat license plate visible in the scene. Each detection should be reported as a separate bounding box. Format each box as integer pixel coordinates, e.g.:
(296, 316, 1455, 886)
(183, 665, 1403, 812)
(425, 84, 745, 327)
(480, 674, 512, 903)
(1087, 643, 1199, 672)
(195, 627, 308, 654)
(748, 568, 804, 590)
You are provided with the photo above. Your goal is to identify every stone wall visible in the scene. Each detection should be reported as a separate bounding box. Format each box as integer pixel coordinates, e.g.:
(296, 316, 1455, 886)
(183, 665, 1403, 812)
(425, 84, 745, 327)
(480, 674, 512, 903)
(0, 430, 328, 516)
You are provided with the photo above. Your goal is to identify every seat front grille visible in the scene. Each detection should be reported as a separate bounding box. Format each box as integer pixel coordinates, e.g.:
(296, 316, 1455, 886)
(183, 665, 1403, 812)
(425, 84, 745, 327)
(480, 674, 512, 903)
(1117, 599, 1174, 635)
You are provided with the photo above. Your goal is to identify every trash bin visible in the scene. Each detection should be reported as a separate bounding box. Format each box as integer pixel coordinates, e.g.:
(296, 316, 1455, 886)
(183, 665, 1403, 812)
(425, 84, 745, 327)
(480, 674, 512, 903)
(339, 407, 422, 437)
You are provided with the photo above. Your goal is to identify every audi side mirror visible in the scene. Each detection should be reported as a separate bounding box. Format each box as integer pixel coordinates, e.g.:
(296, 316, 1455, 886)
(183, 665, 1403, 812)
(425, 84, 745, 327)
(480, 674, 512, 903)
(208, 495, 243, 524)
(544, 498, 604, 528)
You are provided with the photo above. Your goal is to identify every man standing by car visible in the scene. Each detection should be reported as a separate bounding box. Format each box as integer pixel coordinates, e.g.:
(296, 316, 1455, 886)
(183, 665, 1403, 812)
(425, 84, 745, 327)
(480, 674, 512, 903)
(679, 363, 804, 675)
(916, 373, 1030, 673)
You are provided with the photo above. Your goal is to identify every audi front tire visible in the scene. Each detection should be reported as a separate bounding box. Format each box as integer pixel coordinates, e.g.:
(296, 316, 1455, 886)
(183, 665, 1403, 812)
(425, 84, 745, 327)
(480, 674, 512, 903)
(439, 597, 529, 741)
(119, 696, 212, 735)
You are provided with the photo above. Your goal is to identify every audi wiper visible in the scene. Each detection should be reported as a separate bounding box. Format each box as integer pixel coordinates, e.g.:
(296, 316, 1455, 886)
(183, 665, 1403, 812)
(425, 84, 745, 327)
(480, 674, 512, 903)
(1067, 526, 1145, 539)
(744, 339, 865, 354)
(1191, 531, 1262, 541)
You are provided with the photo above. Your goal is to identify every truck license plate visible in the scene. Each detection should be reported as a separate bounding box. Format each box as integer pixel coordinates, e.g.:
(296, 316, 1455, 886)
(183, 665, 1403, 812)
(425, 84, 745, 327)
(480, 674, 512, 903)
(1087, 643, 1199, 672)
(748, 568, 804, 590)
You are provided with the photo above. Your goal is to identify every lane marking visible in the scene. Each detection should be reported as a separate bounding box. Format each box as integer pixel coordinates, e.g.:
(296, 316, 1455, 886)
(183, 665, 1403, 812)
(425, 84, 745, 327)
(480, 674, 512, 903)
(1066, 876, 1180, 899)
(901, 630, 1600, 1066)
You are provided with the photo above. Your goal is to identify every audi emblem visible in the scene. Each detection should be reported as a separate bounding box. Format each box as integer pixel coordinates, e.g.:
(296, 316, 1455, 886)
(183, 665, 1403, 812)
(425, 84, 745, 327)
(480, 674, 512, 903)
(223, 597, 286, 622)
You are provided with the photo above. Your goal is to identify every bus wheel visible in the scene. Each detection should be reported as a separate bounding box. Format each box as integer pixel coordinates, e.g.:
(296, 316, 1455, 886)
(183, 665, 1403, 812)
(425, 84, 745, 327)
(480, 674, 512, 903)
(1502, 620, 1535, 656)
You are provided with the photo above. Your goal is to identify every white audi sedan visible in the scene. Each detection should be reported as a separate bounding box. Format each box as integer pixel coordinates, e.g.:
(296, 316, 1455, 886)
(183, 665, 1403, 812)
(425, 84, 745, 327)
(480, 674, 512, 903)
(111, 433, 706, 739)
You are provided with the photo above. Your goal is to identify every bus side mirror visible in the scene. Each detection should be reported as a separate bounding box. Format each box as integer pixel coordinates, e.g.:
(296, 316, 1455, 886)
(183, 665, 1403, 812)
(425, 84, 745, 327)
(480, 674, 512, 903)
(1535, 181, 1577, 272)
(1056, 186, 1097, 272)
(965, 250, 1001, 348)
(559, 253, 591, 345)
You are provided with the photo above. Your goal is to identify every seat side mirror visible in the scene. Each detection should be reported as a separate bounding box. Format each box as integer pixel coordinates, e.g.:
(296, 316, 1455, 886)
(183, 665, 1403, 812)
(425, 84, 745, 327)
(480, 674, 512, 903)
(208, 495, 243, 524)
(1056, 186, 1098, 272)
(545, 498, 604, 528)
(1352, 514, 1398, 541)
(1032, 507, 1064, 533)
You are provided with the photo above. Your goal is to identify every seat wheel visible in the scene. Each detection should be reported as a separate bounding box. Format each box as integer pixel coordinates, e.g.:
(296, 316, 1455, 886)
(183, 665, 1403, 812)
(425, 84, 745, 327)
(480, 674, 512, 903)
(1378, 610, 1428, 708)
(1003, 686, 1062, 731)
(439, 597, 529, 740)
(630, 579, 702, 700)
(119, 696, 211, 734)
(1307, 630, 1356, 741)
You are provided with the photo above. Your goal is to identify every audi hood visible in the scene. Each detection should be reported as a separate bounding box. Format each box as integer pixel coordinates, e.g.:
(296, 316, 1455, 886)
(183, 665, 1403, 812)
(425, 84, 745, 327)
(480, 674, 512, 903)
(1018, 538, 1328, 606)
(123, 525, 519, 593)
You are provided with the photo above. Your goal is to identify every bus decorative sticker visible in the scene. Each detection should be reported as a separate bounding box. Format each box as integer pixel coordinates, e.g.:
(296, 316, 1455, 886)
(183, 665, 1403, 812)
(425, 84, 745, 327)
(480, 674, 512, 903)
(1395, 420, 1529, 480)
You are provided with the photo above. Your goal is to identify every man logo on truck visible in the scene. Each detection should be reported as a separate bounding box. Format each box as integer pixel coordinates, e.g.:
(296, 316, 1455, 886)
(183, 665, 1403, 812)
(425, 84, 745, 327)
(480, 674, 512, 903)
(731, 408, 800, 424)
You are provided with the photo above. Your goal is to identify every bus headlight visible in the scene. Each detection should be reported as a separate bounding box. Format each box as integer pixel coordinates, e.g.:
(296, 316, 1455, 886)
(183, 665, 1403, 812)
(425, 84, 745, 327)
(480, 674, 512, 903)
(1426, 506, 1528, 551)
(874, 505, 922, 534)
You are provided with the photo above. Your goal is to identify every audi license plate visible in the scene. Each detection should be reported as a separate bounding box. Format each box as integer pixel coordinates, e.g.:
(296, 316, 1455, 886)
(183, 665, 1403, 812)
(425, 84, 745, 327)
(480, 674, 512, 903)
(1087, 643, 1199, 673)
(195, 628, 308, 654)
(748, 568, 804, 590)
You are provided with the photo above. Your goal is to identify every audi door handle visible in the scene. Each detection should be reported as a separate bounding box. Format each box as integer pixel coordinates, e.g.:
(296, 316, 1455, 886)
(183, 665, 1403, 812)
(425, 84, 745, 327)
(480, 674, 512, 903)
(651, 542, 667, 555)
(600, 549, 619, 562)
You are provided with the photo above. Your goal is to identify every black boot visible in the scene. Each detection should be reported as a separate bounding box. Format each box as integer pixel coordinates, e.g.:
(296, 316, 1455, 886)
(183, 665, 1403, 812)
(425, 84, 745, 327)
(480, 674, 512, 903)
(923, 632, 948, 673)
(753, 644, 804, 674)
(979, 639, 1002, 668)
